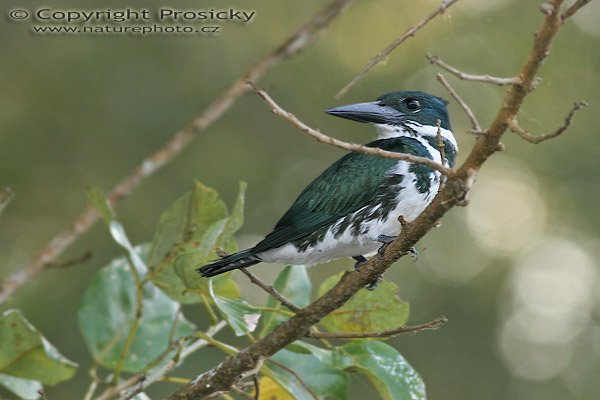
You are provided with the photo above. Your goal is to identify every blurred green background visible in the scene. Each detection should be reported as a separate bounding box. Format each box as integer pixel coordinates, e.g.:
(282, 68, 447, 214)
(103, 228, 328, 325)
(1, 0, 599, 398)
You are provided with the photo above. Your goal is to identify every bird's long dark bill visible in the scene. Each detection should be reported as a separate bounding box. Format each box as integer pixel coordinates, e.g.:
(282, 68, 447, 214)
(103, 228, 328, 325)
(325, 101, 404, 124)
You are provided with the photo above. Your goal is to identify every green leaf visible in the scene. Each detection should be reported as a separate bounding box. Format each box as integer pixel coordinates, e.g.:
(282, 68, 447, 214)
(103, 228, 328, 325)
(218, 181, 246, 240)
(86, 186, 146, 273)
(265, 341, 348, 400)
(148, 181, 245, 304)
(85, 186, 115, 224)
(108, 220, 147, 273)
(333, 340, 425, 400)
(188, 180, 229, 241)
(0, 310, 77, 386)
(78, 245, 196, 373)
(259, 265, 311, 336)
(147, 192, 191, 268)
(0, 374, 42, 400)
(173, 250, 240, 301)
(317, 273, 409, 334)
(209, 281, 260, 336)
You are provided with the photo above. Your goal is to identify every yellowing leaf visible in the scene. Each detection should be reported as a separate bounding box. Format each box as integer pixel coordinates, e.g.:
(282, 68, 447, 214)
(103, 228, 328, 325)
(258, 376, 294, 400)
(318, 273, 409, 334)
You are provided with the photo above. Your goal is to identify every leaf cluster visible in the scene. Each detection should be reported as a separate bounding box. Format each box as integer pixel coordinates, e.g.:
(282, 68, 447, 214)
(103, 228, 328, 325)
(1, 181, 425, 400)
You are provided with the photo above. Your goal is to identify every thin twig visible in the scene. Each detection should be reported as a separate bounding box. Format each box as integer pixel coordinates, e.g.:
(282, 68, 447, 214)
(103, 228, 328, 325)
(203, 381, 255, 400)
(93, 375, 143, 400)
(268, 359, 318, 400)
(249, 82, 453, 176)
(239, 268, 301, 313)
(0, 187, 14, 216)
(0, 0, 354, 306)
(46, 250, 93, 269)
(160, 376, 190, 385)
(427, 54, 521, 86)
(308, 316, 447, 339)
(138, 306, 186, 375)
(435, 120, 448, 189)
(252, 376, 260, 400)
(112, 259, 144, 384)
(562, 0, 592, 20)
(232, 386, 255, 400)
(336, 0, 461, 98)
(435, 73, 483, 134)
(120, 321, 227, 400)
(83, 367, 101, 400)
(435, 120, 447, 167)
(508, 101, 587, 144)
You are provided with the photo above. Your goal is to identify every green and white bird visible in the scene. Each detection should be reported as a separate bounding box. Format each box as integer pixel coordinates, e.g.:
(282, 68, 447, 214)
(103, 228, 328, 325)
(198, 90, 457, 281)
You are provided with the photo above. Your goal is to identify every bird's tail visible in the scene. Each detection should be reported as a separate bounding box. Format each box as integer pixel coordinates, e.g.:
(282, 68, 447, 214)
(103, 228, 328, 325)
(197, 249, 260, 277)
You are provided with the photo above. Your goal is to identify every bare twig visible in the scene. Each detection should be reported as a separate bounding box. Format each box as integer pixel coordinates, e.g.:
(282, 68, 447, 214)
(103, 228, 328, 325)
(0, 187, 14, 216)
(307, 316, 447, 339)
(93, 375, 143, 400)
(336, 0, 461, 98)
(562, 0, 593, 20)
(251, 376, 259, 400)
(112, 260, 144, 384)
(232, 386, 256, 400)
(508, 101, 587, 144)
(427, 54, 521, 86)
(239, 268, 301, 313)
(168, 1, 592, 399)
(46, 250, 92, 269)
(435, 73, 483, 134)
(119, 321, 227, 400)
(0, 0, 354, 305)
(435, 120, 448, 188)
(249, 82, 453, 176)
(268, 359, 318, 400)
(83, 368, 101, 400)
(435, 120, 447, 167)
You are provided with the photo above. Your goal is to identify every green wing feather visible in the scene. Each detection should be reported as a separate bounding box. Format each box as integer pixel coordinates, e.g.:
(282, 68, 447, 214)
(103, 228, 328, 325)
(253, 137, 432, 253)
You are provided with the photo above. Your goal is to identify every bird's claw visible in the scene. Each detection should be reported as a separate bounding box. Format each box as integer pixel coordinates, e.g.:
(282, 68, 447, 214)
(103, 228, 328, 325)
(377, 234, 396, 243)
(365, 274, 383, 291)
(352, 255, 368, 272)
(408, 247, 419, 262)
(353, 255, 382, 290)
(377, 234, 396, 256)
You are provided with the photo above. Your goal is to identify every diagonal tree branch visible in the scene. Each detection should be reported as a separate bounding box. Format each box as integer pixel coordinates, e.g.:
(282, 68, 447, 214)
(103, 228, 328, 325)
(0, 0, 354, 305)
(508, 101, 587, 143)
(249, 82, 454, 176)
(426, 54, 521, 86)
(307, 316, 447, 339)
(336, 0, 461, 98)
(167, 1, 589, 399)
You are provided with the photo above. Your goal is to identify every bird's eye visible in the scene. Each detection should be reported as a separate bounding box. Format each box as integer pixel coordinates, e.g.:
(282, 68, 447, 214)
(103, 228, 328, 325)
(404, 98, 421, 112)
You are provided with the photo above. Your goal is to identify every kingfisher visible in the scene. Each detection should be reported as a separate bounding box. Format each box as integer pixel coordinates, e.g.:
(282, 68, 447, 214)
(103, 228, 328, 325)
(198, 91, 457, 287)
